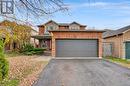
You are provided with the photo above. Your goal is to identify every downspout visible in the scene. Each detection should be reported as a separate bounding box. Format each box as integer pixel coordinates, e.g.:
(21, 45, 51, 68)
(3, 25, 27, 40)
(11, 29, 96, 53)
(122, 33, 125, 59)
(117, 34, 121, 58)
(118, 33, 124, 58)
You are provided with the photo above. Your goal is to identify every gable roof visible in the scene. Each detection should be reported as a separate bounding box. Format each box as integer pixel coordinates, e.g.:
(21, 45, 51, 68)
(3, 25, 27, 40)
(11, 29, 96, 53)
(103, 25, 130, 38)
(58, 23, 70, 26)
(44, 20, 58, 25)
(70, 22, 85, 26)
(38, 20, 86, 27)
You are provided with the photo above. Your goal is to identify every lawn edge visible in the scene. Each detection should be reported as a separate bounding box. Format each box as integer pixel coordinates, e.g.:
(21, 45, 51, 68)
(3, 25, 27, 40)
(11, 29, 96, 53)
(103, 58, 130, 70)
(32, 59, 52, 86)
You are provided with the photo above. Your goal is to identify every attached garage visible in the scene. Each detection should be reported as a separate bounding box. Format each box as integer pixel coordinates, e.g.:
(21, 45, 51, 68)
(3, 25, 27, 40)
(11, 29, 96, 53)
(49, 30, 103, 58)
(56, 39, 98, 57)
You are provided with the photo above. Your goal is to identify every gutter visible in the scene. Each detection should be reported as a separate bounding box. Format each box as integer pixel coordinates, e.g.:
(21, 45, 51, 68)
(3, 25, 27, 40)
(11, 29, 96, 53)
(49, 30, 105, 32)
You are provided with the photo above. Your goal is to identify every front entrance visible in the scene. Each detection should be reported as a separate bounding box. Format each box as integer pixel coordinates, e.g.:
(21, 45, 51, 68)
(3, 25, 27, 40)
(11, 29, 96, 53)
(39, 40, 51, 50)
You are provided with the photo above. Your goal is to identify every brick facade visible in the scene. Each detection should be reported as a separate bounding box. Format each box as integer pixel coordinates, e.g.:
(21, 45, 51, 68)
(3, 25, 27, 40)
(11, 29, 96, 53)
(38, 20, 86, 35)
(50, 31, 103, 58)
(103, 35, 123, 58)
(37, 20, 103, 58)
(39, 26, 44, 35)
(59, 26, 69, 30)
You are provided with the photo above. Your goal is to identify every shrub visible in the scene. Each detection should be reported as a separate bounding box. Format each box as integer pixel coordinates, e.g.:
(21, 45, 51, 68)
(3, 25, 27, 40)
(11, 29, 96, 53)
(21, 43, 46, 55)
(23, 51, 34, 56)
(33, 48, 46, 51)
(33, 50, 44, 55)
(0, 57, 9, 81)
(20, 43, 34, 52)
(23, 48, 46, 55)
(0, 39, 9, 81)
(0, 39, 5, 58)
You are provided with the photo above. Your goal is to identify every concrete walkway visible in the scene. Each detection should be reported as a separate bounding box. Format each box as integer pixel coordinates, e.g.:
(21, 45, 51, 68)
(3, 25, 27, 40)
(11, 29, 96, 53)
(32, 56, 52, 61)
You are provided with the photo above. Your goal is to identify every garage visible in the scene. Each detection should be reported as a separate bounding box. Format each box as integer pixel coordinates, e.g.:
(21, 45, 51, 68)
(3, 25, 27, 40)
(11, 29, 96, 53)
(56, 39, 98, 57)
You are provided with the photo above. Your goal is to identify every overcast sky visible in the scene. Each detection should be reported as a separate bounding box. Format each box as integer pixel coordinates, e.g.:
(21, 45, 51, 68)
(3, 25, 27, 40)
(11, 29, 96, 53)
(0, 0, 130, 30)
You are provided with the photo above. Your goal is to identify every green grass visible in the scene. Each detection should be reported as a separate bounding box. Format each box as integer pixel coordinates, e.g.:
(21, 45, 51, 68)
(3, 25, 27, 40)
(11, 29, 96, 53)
(104, 56, 130, 64)
(0, 79, 19, 86)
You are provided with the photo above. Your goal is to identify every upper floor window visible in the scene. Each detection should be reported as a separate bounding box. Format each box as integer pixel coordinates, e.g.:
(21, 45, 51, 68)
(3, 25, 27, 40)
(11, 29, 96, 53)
(47, 26, 54, 30)
(44, 28, 49, 34)
(69, 24, 80, 30)
(44, 25, 58, 34)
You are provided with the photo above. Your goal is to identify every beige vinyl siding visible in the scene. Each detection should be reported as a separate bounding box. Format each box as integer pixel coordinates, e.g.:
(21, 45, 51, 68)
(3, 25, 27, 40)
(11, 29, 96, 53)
(123, 30, 130, 41)
(103, 35, 123, 58)
(103, 29, 130, 58)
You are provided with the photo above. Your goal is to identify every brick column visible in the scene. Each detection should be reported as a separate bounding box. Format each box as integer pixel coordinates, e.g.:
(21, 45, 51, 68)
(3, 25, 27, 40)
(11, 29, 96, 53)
(98, 36, 102, 58)
(52, 37, 55, 57)
(39, 26, 45, 35)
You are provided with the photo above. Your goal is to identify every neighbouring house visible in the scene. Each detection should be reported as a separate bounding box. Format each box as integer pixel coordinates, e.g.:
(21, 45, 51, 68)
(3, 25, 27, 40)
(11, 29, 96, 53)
(30, 29, 39, 47)
(103, 25, 130, 59)
(0, 20, 38, 50)
(32, 20, 104, 58)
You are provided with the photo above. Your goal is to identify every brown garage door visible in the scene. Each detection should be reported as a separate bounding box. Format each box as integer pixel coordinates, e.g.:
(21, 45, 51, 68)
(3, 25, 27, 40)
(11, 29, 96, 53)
(56, 39, 98, 57)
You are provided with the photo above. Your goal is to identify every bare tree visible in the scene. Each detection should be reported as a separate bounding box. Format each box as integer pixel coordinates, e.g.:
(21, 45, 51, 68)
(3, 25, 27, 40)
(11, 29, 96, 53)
(15, 0, 68, 16)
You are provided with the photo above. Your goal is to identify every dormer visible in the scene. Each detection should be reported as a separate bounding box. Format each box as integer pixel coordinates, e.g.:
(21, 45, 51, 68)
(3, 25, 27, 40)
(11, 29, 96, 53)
(69, 22, 86, 30)
(37, 20, 87, 35)
(44, 20, 59, 34)
(69, 22, 80, 30)
(45, 20, 58, 30)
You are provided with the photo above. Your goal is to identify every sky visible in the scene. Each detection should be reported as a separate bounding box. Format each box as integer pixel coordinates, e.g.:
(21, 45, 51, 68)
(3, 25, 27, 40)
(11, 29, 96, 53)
(0, 0, 130, 30)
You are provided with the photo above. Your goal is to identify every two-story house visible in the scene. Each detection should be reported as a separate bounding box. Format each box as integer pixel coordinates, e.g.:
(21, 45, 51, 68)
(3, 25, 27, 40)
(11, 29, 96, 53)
(32, 20, 104, 58)
(0, 20, 39, 50)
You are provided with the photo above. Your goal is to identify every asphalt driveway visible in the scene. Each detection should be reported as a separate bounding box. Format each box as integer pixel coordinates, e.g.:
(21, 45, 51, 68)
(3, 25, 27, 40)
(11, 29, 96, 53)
(34, 59, 130, 86)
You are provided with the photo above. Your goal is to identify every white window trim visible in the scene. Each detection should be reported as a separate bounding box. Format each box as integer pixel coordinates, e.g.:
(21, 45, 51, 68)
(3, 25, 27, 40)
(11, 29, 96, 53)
(46, 25, 58, 30)
(69, 25, 80, 30)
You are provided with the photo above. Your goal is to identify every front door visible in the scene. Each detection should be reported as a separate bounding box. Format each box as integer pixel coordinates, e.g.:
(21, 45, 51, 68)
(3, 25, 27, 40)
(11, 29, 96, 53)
(125, 42, 130, 59)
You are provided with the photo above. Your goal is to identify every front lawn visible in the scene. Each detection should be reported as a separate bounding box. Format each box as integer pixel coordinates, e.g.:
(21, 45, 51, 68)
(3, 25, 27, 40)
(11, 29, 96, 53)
(104, 56, 130, 68)
(5, 51, 23, 57)
(0, 79, 19, 86)
(0, 55, 49, 86)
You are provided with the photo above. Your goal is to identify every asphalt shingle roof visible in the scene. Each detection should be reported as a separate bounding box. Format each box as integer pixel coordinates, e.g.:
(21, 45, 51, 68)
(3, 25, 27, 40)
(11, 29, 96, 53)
(38, 20, 86, 27)
(103, 25, 130, 38)
(58, 23, 70, 26)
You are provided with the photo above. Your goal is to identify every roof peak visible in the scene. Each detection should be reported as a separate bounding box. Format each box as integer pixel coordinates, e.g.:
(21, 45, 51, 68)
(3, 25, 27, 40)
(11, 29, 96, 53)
(38, 20, 86, 27)
(103, 25, 130, 38)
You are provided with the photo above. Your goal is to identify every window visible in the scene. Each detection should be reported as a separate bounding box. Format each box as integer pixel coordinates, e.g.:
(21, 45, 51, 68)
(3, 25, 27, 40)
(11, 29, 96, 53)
(49, 26, 54, 30)
(45, 25, 55, 34)
(47, 25, 55, 30)
(71, 26, 79, 30)
(44, 28, 49, 34)
(46, 25, 58, 30)
(69, 25, 80, 30)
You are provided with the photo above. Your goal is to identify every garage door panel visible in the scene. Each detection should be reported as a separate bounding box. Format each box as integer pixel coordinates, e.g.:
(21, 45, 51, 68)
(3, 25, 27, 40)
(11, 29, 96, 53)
(56, 40, 98, 57)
